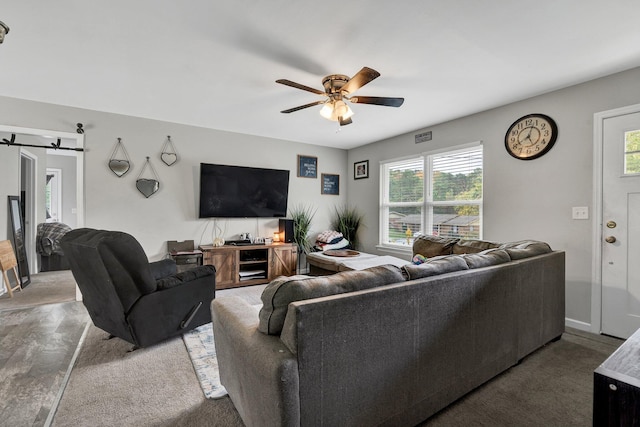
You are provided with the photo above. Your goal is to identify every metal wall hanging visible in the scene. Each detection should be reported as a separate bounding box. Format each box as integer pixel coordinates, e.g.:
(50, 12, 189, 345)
(108, 137, 131, 177)
(136, 156, 160, 198)
(160, 135, 178, 166)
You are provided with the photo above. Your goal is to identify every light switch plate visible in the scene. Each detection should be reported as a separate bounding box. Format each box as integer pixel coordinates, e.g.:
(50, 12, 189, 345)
(572, 206, 589, 220)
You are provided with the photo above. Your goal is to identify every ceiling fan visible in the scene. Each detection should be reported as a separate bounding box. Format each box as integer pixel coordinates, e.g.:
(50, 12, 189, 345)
(276, 67, 404, 126)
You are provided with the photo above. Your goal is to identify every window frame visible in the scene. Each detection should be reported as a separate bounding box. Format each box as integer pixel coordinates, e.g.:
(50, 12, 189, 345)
(379, 142, 483, 252)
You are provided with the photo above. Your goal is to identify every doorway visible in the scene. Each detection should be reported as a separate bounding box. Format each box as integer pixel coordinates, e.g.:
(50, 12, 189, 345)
(0, 124, 84, 301)
(593, 103, 640, 339)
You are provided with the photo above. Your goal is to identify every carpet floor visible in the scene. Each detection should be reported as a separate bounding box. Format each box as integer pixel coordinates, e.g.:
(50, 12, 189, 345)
(423, 329, 621, 426)
(51, 283, 622, 426)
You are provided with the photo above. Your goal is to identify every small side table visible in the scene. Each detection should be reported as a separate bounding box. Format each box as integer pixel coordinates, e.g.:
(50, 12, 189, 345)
(170, 250, 203, 273)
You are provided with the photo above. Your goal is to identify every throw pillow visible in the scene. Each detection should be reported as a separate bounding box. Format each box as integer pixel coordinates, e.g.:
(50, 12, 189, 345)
(258, 265, 406, 335)
(412, 254, 427, 265)
(412, 234, 459, 258)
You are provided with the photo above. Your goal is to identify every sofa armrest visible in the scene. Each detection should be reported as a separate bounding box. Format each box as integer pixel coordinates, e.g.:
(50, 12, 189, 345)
(128, 276, 214, 346)
(155, 265, 216, 290)
(149, 258, 177, 279)
(211, 297, 300, 427)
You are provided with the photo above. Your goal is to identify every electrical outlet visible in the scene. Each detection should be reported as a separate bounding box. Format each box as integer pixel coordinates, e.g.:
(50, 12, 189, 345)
(572, 206, 589, 220)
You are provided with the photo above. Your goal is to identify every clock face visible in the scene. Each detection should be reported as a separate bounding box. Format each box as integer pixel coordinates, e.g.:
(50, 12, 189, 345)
(505, 114, 558, 160)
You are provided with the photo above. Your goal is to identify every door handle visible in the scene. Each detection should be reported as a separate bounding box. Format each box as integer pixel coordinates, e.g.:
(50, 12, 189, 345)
(605, 236, 617, 244)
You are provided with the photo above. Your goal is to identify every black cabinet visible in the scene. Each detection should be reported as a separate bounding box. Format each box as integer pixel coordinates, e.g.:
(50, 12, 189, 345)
(594, 329, 640, 426)
(170, 251, 203, 273)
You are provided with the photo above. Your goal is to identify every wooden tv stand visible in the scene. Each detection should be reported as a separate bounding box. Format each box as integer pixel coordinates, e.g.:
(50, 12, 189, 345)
(199, 242, 297, 290)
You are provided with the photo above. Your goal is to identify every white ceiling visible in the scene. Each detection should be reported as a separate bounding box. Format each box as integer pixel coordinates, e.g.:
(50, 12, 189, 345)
(1, 1, 640, 149)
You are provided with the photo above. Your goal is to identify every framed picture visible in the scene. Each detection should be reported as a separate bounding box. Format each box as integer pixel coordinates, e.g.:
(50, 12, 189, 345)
(354, 160, 369, 180)
(297, 155, 317, 178)
(321, 173, 340, 195)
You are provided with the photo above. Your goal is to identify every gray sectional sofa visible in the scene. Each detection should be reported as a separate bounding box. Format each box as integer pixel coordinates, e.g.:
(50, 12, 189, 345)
(211, 237, 565, 427)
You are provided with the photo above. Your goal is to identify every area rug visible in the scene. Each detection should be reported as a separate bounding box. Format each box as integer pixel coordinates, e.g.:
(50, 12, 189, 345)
(182, 322, 228, 399)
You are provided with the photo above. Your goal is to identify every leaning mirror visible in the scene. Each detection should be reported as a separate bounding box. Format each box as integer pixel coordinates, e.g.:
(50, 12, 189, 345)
(8, 195, 30, 288)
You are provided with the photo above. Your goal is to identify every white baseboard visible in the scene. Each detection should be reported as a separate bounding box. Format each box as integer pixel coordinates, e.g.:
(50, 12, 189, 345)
(565, 317, 591, 332)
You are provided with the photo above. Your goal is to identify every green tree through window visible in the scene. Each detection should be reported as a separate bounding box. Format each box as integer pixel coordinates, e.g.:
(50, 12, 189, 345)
(625, 130, 640, 174)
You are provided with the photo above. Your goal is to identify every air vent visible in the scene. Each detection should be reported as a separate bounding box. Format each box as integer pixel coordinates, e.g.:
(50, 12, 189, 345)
(415, 131, 432, 144)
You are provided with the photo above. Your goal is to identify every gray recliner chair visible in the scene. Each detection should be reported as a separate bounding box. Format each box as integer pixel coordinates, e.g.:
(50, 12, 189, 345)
(61, 228, 216, 348)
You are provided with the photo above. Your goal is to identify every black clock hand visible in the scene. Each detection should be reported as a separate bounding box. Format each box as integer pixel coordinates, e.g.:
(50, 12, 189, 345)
(526, 126, 534, 140)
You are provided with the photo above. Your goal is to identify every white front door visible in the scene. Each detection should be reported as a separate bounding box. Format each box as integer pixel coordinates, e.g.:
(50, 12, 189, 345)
(601, 110, 640, 339)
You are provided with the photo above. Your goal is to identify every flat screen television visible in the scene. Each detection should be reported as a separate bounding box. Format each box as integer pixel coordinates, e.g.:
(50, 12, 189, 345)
(199, 163, 290, 218)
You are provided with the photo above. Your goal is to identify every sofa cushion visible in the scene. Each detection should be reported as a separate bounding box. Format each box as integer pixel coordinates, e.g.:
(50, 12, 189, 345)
(452, 239, 501, 254)
(499, 240, 552, 260)
(462, 249, 511, 269)
(259, 265, 406, 335)
(412, 235, 459, 257)
(402, 255, 469, 280)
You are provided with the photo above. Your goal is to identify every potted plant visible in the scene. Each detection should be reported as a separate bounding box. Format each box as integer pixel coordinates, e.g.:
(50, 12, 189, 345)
(289, 204, 316, 272)
(331, 205, 364, 250)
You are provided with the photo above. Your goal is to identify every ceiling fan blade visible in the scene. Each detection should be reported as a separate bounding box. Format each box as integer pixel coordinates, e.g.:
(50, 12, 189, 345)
(339, 116, 353, 126)
(276, 79, 326, 95)
(281, 100, 326, 114)
(349, 96, 404, 107)
(340, 67, 381, 94)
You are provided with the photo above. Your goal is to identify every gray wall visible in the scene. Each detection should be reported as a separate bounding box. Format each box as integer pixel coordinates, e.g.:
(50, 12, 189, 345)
(0, 98, 348, 261)
(2, 66, 640, 325)
(347, 66, 640, 327)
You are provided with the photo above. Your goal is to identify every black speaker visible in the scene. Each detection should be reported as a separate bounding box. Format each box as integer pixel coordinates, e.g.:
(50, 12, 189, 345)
(279, 219, 294, 243)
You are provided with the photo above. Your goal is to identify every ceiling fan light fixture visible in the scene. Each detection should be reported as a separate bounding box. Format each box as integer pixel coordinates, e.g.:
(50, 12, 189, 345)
(334, 100, 353, 120)
(319, 101, 334, 120)
(320, 99, 354, 122)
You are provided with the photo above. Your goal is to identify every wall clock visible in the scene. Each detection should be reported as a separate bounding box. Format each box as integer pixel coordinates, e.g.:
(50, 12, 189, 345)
(504, 113, 558, 160)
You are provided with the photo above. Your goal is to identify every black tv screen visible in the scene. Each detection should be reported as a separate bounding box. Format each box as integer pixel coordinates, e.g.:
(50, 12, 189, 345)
(199, 163, 290, 218)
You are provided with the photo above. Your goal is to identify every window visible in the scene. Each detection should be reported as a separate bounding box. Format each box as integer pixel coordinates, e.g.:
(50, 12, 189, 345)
(380, 143, 483, 249)
(624, 129, 640, 175)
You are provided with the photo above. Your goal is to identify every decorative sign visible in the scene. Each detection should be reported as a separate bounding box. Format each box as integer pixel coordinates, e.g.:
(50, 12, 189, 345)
(321, 173, 339, 195)
(297, 155, 317, 178)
